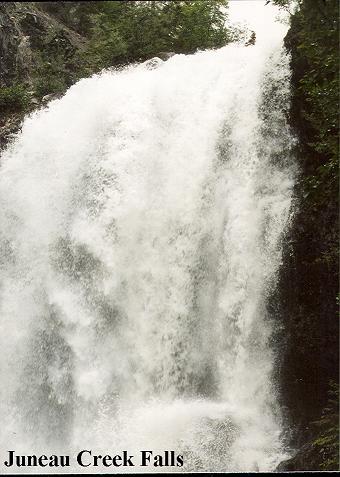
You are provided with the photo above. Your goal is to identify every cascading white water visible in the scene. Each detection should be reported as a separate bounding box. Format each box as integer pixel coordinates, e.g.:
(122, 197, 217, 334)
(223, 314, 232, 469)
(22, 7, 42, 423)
(0, 13, 295, 474)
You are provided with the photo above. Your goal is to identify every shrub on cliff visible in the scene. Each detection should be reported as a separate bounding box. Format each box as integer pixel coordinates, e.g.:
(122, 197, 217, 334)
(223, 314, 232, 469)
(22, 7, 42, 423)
(0, 84, 30, 113)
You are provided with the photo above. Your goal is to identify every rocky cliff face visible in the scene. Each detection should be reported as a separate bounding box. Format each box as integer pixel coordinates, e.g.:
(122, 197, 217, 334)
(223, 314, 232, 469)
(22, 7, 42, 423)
(275, 0, 338, 470)
(0, 2, 84, 86)
(0, 2, 85, 148)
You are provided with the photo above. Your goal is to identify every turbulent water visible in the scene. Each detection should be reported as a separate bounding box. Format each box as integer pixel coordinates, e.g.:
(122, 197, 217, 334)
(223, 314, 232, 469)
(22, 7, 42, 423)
(0, 26, 295, 473)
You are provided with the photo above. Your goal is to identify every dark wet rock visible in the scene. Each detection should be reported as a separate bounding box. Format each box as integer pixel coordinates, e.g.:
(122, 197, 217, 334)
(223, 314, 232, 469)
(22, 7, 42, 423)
(277, 442, 323, 472)
(245, 31, 256, 46)
(273, 0, 338, 471)
(0, 2, 85, 87)
(0, 2, 85, 150)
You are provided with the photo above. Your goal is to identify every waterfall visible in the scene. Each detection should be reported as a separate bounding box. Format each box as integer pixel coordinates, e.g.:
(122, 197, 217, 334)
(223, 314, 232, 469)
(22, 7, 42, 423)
(0, 23, 295, 473)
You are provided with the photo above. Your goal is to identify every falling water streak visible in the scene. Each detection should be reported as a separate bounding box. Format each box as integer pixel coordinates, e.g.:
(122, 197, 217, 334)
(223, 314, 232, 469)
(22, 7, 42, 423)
(0, 28, 295, 474)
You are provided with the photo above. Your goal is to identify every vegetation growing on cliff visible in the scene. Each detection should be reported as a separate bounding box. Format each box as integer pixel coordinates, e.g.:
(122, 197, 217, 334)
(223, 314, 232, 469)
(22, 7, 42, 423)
(0, 84, 29, 113)
(82, 0, 231, 70)
(271, 0, 339, 470)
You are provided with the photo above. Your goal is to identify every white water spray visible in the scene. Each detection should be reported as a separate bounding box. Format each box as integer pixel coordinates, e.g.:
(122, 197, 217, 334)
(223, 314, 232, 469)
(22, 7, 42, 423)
(0, 12, 295, 473)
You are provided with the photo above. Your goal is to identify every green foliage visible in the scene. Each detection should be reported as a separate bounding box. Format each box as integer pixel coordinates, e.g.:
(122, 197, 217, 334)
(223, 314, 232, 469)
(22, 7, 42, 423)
(0, 84, 30, 113)
(33, 74, 67, 99)
(29, 24, 84, 98)
(293, 2, 338, 157)
(312, 382, 339, 470)
(163, 0, 230, 53)
(82, 1, 230, 70)
(281, 0, 339, 260)
(273, 0, 338, 170)
(32, 49, 76, 98)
